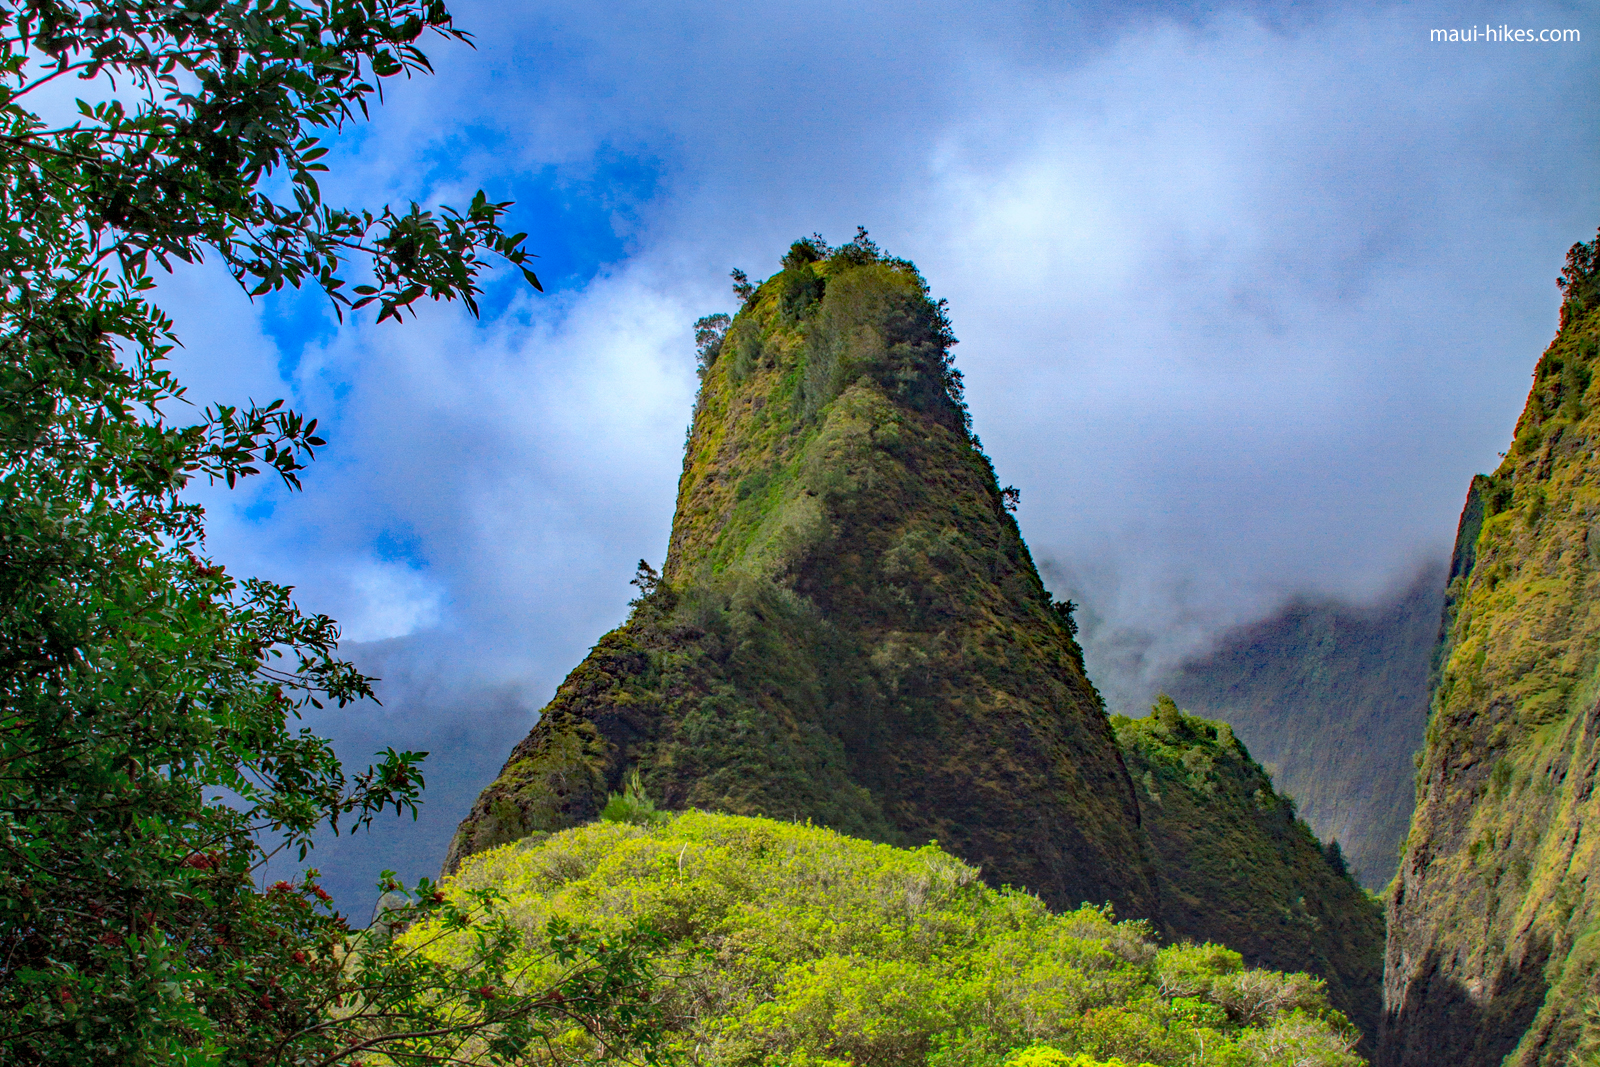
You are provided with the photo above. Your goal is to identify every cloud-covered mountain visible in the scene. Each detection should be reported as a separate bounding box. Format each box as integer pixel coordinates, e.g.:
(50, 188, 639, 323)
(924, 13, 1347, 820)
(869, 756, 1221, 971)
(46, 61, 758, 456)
(1159, 562, 1444, 890)
(159, 0, 1595, 905)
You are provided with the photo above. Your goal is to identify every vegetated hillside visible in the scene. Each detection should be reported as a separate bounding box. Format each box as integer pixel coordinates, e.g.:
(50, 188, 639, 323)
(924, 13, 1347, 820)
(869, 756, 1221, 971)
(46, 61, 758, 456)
(1162, 566, 1443, 890)
(1380, 229, 1600, 1067)
(445, 232, 1157, 916)
(1115, 698, 1385, 1044)
(424, 811, 1366, 1067)
(445, 233, 1392, 1029)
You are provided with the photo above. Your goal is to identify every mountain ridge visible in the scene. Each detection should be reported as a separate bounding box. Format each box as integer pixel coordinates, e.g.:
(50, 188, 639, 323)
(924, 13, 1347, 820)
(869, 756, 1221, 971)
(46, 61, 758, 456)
(1162, 564, 1443, 890)
(1116, 697, 1384, 1042)
(1380, 228, 1600, 1067)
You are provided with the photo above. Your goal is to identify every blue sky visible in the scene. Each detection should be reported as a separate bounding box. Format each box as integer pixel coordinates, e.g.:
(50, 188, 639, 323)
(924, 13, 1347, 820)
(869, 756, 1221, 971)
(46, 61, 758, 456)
(145, 0, 1597, 904)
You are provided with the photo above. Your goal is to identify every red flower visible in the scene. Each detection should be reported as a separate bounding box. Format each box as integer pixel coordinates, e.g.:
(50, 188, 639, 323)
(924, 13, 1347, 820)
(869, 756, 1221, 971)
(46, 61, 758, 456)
(291, 950, 307, 964)
(58, 987, 74, 1004)
(476, 985, 497, 999)
(310, 885, 331, 902)
(269, 881, 295, 894)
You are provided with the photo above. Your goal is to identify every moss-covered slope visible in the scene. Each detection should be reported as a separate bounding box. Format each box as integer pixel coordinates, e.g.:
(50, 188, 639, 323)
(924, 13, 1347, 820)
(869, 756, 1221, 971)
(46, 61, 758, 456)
(445, 233, 1157, 916)
(446, 234, 1390, 1023)
(1116, 698, 1385, 1043)
(1380, 230, 1600, 1067)
(1163, 566, 1443, 890)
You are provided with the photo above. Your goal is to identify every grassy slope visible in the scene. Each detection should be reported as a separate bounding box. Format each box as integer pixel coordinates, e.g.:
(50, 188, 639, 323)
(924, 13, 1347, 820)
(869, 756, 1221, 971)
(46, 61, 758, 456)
(444, 239, 1156, 917)
(1115, 700, 1385, 1044)
(428, 811, 1364, 1067)
(1163, 566, 1443, 890)
(1380, 281, 1600, 1067)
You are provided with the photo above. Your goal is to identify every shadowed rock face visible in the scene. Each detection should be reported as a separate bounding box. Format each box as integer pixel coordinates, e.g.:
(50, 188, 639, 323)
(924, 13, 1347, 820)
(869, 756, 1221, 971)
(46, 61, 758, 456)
(1381, 239, 1600, 1067)
(444, 235, 1159, 917)
(1164, 564, 1443, 891)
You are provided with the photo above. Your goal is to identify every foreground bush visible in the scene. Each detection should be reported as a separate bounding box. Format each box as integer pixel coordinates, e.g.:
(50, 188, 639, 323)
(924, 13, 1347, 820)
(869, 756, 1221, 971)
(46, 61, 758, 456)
(419, 812, 1363, 1066)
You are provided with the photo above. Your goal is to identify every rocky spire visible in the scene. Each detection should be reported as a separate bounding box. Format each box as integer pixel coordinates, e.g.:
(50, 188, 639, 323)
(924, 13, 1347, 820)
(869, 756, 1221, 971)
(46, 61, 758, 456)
(443, 232, 1158, 916)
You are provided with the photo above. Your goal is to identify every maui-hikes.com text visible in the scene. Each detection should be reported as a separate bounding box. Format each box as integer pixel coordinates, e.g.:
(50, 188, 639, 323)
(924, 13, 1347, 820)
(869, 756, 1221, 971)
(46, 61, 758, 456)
(1431, 24, 1580, 42)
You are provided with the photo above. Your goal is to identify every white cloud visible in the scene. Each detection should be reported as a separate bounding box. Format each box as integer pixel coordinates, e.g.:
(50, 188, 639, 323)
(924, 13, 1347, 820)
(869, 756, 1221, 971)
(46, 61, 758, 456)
(341, 563, 445, 643)
(147, 0, 1597, 881)
(201, 0, 1596, 695)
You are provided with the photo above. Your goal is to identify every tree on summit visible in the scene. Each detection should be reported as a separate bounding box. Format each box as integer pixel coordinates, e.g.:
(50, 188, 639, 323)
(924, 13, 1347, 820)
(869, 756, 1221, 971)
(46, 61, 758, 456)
(1559, 226, 1600, 315)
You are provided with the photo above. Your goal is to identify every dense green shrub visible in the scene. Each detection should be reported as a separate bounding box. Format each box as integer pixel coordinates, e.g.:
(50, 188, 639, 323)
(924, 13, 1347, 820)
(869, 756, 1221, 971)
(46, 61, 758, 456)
(601, 770, 668, 825)
(420, 812, 1364, 1067)
(791, 237, 963, 430)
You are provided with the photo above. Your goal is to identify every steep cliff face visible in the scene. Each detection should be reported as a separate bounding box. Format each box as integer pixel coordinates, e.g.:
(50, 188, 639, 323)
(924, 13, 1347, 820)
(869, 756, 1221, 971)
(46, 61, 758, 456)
(1117, 697, 1386, 1043)
(1164, 565, 1443, 890)
(1381, 230, 1600, 1067)
(445, 233, 1159, 916)
(445, 235, 1395, 1027)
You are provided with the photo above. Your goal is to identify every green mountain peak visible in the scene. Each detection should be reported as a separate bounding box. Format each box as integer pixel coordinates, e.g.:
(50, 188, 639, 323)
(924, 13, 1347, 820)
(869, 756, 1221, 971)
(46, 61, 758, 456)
(446, 232, 1157, 916)
(1115, 697, 1383, 1041)
(445, 234, 1385, 1044)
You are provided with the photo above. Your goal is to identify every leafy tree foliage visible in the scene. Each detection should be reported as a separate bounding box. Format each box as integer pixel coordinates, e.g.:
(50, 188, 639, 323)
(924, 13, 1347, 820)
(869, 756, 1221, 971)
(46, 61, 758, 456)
(693, 313, 729, 375)
(1559, 227, 1600, 316)
(0, 1, 662, 1063)
(429, 812, 1366, 1067)
(1050, 598, 1080, 638)
(598, 770, 665, 827)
